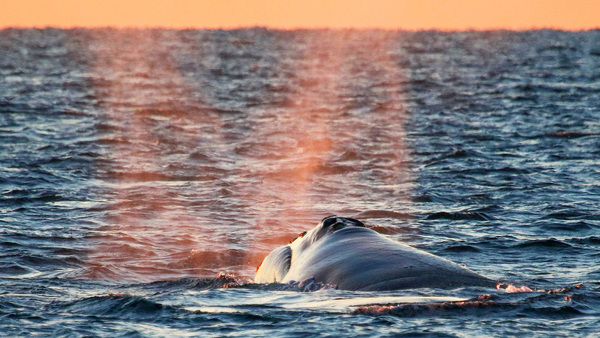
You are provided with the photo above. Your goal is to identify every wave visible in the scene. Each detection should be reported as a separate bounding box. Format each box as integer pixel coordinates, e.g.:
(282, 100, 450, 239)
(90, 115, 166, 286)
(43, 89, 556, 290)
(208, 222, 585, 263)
(513, 239, 572, 249)
(443, 245, 482, 253)
(59, 295, 180, 319)
(353, 210, 414, 220)
(542, 131, 600, 139)
(352, 299, 515, 317)
(426, 211, 493, 221)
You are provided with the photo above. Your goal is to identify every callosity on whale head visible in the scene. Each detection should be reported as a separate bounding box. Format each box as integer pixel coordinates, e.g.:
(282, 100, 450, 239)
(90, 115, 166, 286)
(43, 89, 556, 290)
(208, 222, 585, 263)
(255, 216, 496, 291)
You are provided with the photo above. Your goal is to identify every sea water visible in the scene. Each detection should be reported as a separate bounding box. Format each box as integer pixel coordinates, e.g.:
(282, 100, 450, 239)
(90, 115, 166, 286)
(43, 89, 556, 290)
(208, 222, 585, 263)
(1, 28, 600, 336)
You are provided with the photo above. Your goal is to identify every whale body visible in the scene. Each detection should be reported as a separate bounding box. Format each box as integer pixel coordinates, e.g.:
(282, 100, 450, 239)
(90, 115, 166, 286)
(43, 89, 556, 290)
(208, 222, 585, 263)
(255, 216, 496, 291)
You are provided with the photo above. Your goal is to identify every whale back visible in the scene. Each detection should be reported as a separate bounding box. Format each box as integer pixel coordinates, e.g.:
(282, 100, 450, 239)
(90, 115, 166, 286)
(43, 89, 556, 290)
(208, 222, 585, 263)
(255, 217, 496, 290)
(282, 227, 495, 290)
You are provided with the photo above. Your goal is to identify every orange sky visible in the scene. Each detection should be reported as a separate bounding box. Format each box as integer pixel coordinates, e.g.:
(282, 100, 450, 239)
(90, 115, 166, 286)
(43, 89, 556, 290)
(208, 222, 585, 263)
(1, 0, 599, 30)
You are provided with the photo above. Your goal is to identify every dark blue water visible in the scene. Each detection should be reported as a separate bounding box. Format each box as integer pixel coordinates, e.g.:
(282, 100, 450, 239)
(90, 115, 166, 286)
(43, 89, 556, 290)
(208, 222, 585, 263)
(1, 28, 600, 336)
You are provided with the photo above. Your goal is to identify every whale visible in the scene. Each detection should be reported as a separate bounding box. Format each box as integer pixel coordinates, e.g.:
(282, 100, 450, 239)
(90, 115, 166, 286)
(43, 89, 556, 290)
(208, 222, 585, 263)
(255, 216, 496, 291)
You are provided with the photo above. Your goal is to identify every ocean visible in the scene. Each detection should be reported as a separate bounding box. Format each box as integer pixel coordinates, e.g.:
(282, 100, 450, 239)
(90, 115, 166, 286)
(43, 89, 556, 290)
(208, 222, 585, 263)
(1, 28, 599, 336)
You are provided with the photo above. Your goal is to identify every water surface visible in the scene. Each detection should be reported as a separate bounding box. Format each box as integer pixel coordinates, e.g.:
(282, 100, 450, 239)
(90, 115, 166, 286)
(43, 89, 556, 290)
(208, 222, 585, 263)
(1, 28, 600, 336)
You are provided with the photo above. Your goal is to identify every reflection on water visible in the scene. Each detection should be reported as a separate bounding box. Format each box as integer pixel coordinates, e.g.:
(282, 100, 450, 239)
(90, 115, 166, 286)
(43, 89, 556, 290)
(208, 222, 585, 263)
(82, 30, 413, 281)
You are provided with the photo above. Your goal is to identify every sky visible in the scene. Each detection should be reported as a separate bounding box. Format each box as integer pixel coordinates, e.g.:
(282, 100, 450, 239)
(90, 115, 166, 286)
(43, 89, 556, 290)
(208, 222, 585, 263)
(1, 0, 599, 30)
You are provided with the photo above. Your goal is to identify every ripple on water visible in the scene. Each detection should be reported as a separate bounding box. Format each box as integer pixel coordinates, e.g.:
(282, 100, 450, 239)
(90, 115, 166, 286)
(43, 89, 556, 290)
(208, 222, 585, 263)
(1, 28, 600, 336)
